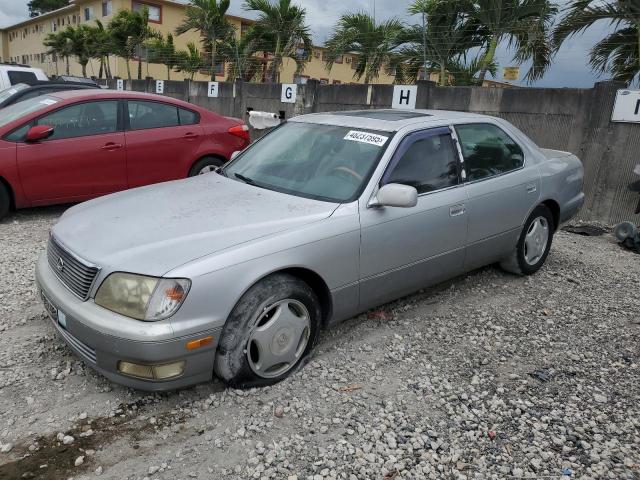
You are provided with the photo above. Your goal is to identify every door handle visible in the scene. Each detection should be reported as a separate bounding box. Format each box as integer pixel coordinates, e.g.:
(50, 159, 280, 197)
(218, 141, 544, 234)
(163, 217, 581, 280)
(450, 204, 466, 217)
(526, 183, 537, 193)
(101, 142, 123, 151)
(183, 132, 199, 140)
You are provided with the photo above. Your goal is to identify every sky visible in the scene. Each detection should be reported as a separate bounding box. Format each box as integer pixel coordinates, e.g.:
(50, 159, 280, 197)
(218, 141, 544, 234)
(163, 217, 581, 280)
(0, 0, 614, 88)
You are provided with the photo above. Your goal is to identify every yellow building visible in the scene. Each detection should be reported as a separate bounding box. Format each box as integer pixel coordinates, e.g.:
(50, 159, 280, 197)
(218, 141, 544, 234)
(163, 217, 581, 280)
(0, 0, 396, 85)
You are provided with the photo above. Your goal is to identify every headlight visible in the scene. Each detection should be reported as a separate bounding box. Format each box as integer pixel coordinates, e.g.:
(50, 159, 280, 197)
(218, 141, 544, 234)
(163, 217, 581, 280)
(95, 273, 190, 321)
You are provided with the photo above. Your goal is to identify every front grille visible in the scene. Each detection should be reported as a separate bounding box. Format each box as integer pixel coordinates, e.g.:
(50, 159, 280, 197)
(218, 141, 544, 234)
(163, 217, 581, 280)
(47, 236, 100, 301)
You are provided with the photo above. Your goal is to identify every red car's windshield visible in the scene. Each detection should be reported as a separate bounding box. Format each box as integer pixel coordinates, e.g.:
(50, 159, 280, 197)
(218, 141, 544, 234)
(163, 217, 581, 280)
(0, 95, 59, 129)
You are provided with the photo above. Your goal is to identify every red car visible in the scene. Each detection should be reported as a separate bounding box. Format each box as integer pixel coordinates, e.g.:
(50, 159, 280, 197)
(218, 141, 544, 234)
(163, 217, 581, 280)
(0, 90, 250, 219)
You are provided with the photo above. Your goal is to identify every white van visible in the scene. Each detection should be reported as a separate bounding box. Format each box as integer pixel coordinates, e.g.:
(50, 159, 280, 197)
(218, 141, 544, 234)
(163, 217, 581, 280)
(0, 64, 48, 90)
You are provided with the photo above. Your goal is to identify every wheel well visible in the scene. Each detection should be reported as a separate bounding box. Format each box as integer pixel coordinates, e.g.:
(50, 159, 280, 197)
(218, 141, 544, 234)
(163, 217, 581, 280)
(541, 199, 560, 231)
(191, 154, 227, 171)
(280, 267, 333, 328)
(0, 177, 15, 210)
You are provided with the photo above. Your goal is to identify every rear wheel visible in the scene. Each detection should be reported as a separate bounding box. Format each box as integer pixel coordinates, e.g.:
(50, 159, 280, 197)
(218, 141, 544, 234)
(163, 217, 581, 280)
(0, 184, 10, 221)
(214, 274, 321, 388)
(500, 205, 554, 275)
(188, 156, 225, 177)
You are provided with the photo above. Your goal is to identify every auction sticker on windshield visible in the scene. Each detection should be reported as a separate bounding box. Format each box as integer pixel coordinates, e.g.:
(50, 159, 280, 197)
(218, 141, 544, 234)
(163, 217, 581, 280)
(344, 130, 388, 147)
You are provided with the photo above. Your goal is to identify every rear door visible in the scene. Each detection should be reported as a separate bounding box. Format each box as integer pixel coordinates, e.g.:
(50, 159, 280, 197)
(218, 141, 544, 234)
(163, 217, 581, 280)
(454, 122, 540, 270)
(16, 100, 127, 203)
(124, 100, 203, 188)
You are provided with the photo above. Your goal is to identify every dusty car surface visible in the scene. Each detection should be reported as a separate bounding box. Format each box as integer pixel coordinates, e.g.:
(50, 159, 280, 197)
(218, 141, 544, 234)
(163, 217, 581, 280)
(36, 109, 585, 391)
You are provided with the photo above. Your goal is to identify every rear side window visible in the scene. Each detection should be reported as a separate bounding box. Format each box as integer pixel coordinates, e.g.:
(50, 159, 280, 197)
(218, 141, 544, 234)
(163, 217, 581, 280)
(8, 71, 39, 86)
(36, 101, 118, 140)
(383, 130, 460, 194)
(455, 123, 524, 181)
(179, 108, 199, 125)
(128, 101, 179, 130)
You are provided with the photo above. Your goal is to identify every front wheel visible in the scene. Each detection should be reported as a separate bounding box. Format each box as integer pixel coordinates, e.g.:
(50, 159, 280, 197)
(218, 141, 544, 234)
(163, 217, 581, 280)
(214, 274, 321, 388)
(188, 156, 225, 177)
(500, 205, 554, 275)
(0, 184, 10, 221)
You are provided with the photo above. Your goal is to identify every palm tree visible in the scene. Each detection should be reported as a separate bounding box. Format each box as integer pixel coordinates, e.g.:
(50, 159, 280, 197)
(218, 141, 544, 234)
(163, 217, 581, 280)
(87, 20, 113, 79)
(467, 0, 558, 83)
(44, 30, 71, 76)
(176, 0, 235, 81)
(397, 0, 485, 85)
(175, 42, 205, 80)
(244, 0, 313, 83)
(148, 33, 179, 80)
(219, 34, 262, 81)
(109, 8, 156, 80)
(553, 0, 640, 85)
(325, 13, 404, 84)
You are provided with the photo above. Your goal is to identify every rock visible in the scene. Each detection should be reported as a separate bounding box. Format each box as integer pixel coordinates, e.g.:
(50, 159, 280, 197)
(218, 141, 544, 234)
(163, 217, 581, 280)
(95, 466, 103, 475)
(74, 456, 84, 467)
(594, 394, 607, 403)
(0, 443, 13, 453)
(62, 435, 74, 445)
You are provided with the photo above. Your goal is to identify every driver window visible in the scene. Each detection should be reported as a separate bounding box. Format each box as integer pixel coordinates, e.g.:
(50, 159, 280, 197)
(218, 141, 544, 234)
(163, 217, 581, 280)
(455, 123, 524, 181)
(36, 101, 118, 140)
(385, 132, 460, 194)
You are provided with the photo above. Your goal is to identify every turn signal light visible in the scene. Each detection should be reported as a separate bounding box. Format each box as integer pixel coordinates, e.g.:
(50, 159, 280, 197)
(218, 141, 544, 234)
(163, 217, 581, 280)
(186, 336, 213, 350)
(117, 360, 186, 380)
(228, 124, 250, 142)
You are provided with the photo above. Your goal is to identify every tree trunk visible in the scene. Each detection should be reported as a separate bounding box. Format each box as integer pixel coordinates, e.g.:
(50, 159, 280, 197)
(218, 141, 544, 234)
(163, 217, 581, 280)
(98, 60, 104, 79)
(126, 58, 132, 81)
(478, 34, 498, 83)
(211, 38, 217, 81)
(138, 57, 142, 80)
(82, 63, 87, 77)
(439, 63, 446, 86)
(65, 57, 70, 75)
(167, 65, 171, 80)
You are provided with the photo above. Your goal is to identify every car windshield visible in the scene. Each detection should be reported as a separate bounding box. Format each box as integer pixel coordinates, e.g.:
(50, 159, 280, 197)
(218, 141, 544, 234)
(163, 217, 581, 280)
(224, 122, 391, 203)
(0, 83, 29, 103)
(0, 95, 58, 128)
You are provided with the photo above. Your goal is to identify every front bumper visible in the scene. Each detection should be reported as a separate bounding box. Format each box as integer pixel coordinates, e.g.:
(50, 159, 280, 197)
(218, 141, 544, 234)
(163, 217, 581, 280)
(36, 253, 221, 391)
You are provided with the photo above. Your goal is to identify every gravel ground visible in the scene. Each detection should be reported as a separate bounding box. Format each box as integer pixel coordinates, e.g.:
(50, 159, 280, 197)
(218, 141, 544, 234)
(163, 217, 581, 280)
(0, 207, 639, 480)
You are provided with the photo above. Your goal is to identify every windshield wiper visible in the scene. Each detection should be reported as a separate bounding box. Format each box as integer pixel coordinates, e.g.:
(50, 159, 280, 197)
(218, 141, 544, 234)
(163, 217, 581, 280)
(234, 173, 257, 185)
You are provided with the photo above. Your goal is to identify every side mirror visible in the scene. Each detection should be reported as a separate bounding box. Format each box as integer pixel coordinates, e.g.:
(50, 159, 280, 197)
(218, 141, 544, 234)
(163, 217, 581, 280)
(26, 125, 54, 142)
(371, 183, 418, 208)
(230, 151, 241, 161)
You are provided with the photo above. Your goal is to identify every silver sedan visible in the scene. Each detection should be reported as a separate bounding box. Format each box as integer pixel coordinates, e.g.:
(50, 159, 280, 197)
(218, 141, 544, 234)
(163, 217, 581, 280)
(36, 109, 585, 390)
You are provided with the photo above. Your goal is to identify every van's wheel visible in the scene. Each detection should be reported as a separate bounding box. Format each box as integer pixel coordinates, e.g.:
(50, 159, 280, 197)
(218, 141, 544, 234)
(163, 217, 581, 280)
(188, 156, 225, 177)
(500, 205, 554, 275)
(214, 273, 321, 388)
(0, 184, 10, 221)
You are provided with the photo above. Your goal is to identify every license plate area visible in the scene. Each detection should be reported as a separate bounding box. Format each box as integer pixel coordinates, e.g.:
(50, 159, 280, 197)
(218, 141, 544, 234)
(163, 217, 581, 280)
(40, 290, 67, 329)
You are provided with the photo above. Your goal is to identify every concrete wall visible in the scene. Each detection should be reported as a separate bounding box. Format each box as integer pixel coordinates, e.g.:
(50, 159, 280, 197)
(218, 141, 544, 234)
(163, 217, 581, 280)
(107, 78, 639, 225)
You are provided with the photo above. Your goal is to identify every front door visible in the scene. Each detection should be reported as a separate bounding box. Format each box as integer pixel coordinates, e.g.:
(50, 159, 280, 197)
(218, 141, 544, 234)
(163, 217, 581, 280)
(359, 127, 468, 309)
(17, 100, 127, 204)
(454, 122, 541, 270)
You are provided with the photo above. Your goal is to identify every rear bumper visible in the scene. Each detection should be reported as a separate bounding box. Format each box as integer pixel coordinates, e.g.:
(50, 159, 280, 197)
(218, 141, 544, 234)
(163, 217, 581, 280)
(560, 192, 585, 224)
(36, 253, 220, 391)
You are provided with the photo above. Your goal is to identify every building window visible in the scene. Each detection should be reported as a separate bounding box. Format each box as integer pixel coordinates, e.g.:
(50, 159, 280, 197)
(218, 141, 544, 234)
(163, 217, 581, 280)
(319, 78, 329, 85)
(321, 51, 328, 62)
(51, 21, 57, 32)
(293, 74, 309, 85)
(214, 61, 225, 76)
(102, 1, 112, 17)
(132, 2, 162, 23)
(313, 50, 321, 59)
(72, 15, 77, 23)
(84, 7, 93, 21)
(335, 55, 343, 64)
(332, 80, 341, 85)
(240, 22, 251, 37)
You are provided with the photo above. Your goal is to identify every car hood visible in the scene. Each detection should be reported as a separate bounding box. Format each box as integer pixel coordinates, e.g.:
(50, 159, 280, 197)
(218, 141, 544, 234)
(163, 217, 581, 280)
(52, 174, 339, 276)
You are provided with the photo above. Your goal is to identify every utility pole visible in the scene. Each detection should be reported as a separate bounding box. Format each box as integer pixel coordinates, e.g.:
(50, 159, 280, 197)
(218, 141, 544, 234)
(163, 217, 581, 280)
(422, 11, 427, 80)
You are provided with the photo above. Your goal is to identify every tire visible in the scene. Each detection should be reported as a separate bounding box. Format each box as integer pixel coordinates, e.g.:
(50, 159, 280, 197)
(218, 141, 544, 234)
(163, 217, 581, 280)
(214, 273, 321, 388)
(500, 205, 554, 276)
(188, 156, 225, 177)
(0, 184, 9, 221)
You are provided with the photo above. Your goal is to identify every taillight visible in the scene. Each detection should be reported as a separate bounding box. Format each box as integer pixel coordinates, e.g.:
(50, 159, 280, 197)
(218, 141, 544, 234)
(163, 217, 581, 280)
(228, 124, 250, 142)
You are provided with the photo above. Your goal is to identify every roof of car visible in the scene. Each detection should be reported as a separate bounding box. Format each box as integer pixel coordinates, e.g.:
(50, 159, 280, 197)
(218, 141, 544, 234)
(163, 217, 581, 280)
(47, 89, 199, 109)
(291, 109, 492, 132)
